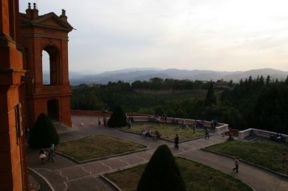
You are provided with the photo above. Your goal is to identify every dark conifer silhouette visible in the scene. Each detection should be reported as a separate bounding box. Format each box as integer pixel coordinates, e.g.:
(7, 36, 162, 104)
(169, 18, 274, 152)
(107, 106, 127, 127)
(137, 145, 186, 191)
(28, 113, 59, 148)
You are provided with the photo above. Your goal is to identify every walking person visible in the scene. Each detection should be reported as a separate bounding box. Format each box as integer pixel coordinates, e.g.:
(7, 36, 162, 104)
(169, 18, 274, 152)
(232, 157, 240, 174)
(204, 127, 210, 139)
(174, 134, 179, 149)
(48, 143, 55, 162)
(103, 117, 107, 127)
(282, 152, 287, 168)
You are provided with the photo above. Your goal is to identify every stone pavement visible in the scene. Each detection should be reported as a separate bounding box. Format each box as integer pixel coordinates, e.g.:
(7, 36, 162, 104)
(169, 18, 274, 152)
(179, 150, 288, 191)
(28, 116, 288, 191)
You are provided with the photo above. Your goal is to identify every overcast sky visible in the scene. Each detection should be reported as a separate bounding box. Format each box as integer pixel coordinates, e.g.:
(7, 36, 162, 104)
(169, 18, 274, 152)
(20, 0, 288, 73)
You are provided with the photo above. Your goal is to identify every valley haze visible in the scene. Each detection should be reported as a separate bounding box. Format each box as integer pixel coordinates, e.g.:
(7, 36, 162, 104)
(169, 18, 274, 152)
(69, 68, 288, 85)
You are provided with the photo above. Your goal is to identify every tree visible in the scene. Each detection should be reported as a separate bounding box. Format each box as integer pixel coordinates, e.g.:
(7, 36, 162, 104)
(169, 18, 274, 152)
(204, 82, 216, 106)
(28, 113, 59, 148)
(254, 84, 288, 133)
(154, 106, 164, 116)
(137, 145, 186, 191)
(107, 106, 127, 128)
(266, 75, 271, 85)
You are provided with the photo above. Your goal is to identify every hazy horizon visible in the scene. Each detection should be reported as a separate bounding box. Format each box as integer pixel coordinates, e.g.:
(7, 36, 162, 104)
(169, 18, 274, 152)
(20, 0, 288, 73)
(69, 67, 288, 75)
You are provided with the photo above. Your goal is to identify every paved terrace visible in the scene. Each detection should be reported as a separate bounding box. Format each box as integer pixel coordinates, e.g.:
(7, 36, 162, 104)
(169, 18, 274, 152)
(27, 116, 288, 191)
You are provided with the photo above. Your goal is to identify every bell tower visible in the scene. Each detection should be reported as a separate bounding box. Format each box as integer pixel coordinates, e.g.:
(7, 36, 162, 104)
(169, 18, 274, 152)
(19, 3, 73, 127)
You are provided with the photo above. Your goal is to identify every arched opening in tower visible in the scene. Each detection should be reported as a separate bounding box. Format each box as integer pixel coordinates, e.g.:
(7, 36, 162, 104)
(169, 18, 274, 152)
(42, 50, 50, 85)
(47, 99, 59, 121)
(42, 46, 60, 86)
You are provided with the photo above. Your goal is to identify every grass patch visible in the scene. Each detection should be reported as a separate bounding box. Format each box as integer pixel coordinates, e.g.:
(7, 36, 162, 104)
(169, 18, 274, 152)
(105, 158, 252, 191)
(57, 135, 145, 162)
(121, 122, 204, 142)
(206, 140, 288, 175)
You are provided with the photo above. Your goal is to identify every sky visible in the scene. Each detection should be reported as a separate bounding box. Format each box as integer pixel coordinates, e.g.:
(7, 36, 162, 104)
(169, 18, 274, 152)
(19, 0, 288, 74)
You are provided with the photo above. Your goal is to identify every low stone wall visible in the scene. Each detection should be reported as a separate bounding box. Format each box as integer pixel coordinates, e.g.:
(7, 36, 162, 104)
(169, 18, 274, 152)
(72, 110, 229, 134)
(132, 115, 229, 135)
(72, 110, 111, 117)
(238, 128, 253, 139)
(132, 115, 151, 122)
(215, 124, 229, 135)
(72, 110, 149, 117)
(239, 128, 288, 141)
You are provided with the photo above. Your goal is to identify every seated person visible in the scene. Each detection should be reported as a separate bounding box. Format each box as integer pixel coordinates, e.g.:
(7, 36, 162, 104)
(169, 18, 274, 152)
(39, 149, 47, 163)
(270, 133, 284, 142)
(142, 129, 152, 137)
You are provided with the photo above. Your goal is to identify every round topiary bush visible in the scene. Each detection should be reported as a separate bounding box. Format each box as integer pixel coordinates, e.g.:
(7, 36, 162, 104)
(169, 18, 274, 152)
(28, 113, 59, 148)
(137, 145, 186, 191)
(107, 106, 127, 128)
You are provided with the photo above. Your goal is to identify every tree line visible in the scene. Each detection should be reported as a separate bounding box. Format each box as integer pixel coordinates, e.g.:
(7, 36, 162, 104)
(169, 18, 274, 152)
(72, 76, 288, 133)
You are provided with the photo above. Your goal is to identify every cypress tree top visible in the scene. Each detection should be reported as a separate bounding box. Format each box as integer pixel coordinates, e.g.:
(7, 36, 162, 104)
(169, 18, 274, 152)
(137, 145, 186, 191)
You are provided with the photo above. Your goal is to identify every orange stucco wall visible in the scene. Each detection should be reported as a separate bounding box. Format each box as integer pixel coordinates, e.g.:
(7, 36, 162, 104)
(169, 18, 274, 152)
(0, 1, 27, 190)
(18, 6, 73, 128)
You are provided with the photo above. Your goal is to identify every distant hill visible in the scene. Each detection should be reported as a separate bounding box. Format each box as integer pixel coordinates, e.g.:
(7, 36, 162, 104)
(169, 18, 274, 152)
(69, 68, 288, 85)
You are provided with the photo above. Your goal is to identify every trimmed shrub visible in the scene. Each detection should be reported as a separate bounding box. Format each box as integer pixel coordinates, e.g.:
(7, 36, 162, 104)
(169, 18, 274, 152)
(28, 113, 59, 148)
(137, 145, 186, 191)
(107, 106, 127, 128)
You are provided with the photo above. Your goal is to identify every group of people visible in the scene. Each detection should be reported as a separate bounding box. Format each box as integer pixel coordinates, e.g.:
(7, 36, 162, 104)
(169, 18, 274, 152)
(142, 129, 161, 139)
(270, 133, 285, 143)
(39, 144, 55, 164)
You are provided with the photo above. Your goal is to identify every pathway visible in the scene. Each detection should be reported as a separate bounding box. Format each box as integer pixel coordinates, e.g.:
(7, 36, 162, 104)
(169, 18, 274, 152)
(28, 116, 288, 191)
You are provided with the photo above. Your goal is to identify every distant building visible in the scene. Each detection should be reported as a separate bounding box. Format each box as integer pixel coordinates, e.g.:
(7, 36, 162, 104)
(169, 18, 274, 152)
(214, 79, 231, 89)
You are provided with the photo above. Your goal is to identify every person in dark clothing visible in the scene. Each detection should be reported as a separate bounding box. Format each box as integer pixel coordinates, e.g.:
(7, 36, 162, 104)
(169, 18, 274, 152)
(48, 144, 55, 162)
(233, 157, 239, 174)
(155, 130, 161, 140)
(204, 127, 210, 139)
(282, 152, 287, 168)
(174, 134, 179, 149)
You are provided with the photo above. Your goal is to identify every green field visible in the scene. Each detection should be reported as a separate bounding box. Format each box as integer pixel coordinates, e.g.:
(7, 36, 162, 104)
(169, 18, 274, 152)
(121, 122, 204, 142)
(105, 158, 253, 191)
(206, 140, 288, 175)
(57, 135, 145, 162)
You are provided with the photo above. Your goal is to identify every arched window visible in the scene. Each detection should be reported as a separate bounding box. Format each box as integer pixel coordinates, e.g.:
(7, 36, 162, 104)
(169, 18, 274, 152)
(42, 46, 59, 85)
(42, 50, 50, 85)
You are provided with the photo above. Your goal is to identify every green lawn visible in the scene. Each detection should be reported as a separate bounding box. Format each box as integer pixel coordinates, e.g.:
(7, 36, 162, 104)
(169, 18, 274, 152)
(121, 122, 204, 142)
(206, 140, 288, 175)
(105, 158, 252, 191)
(57, 135, 145, 162)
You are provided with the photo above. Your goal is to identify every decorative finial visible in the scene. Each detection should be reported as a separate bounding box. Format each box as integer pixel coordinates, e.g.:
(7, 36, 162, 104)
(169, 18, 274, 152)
(28, 3, 31, 9)
(61, 9, 66, 16)
(60, 9, 68, 20)
(33, 3, 36, 10)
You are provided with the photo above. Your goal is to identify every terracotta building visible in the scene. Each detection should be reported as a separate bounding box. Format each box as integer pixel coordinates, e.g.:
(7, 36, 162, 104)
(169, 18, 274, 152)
(0, 1, 73, 190)
(18, 3, 73, 128)
(0, 0, 28, 190)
